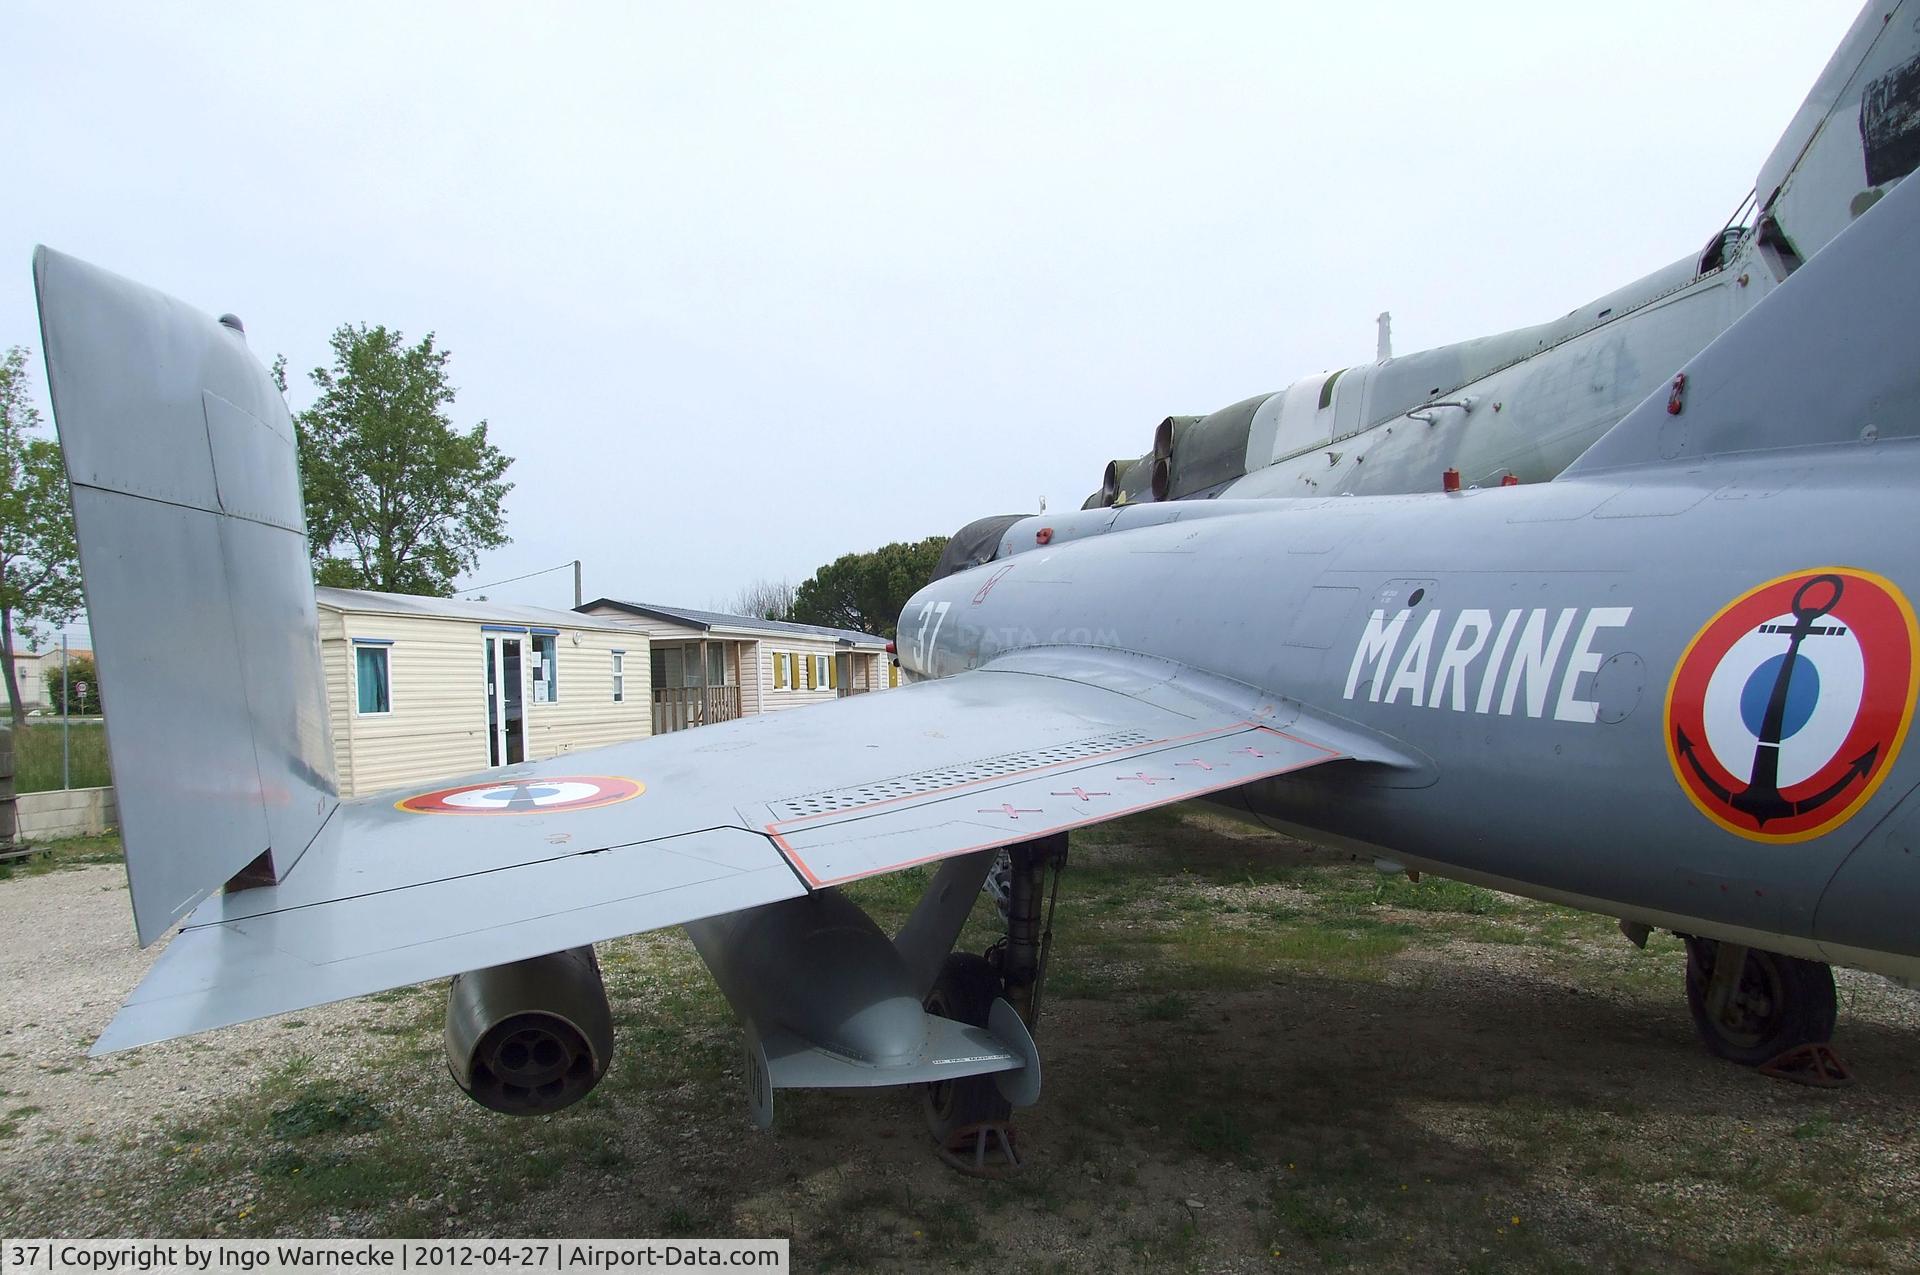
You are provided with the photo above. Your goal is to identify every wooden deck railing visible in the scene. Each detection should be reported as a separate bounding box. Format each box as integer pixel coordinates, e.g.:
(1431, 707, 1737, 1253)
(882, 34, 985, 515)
(652, 685, 742, 734)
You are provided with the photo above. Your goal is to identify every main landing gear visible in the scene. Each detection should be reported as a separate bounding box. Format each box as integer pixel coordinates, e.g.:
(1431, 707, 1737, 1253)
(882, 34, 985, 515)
(1680, 937, 1852, 1086)
(922, 833, 1067, 1174)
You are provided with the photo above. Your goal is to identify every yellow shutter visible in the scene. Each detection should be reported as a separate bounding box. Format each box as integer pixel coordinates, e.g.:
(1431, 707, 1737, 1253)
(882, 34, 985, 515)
(827, 657, 838, 689)
(803, 654, 815, 690)
(773, 652, 786, 689)
(890, 661, 899, 688)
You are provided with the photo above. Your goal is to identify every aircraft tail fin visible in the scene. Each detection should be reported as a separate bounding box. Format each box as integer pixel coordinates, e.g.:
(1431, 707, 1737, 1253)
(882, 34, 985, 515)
(33, 247, 338, 946)
(1747, 0, 1920, 271)
(1564, 161, 1920, 476)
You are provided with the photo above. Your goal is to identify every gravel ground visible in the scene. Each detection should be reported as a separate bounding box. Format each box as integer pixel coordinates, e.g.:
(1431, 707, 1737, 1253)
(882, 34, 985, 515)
(0, 862, 440, 1239)
(4, 835, 1920, 1271)
(0, 866, 385, 1143)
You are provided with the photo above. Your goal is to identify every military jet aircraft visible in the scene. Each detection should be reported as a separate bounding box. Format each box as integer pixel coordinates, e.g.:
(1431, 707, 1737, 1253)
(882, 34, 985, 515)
(1076, 0, 1920, 512)
(32, 17, 1920, 1166)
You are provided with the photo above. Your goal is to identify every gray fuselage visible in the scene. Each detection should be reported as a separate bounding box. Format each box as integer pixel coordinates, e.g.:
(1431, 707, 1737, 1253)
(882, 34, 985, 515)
(899, 443, 1920, 982)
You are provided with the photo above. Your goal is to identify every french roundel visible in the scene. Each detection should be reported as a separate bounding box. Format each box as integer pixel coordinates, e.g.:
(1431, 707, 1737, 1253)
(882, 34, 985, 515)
(396, 775, 644, 816)
(1666, 568, 1919, 842)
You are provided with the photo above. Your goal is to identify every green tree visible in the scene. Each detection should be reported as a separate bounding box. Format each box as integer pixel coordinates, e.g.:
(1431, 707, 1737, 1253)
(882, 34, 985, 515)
(291, 325, 513, 595)
(44, 652, 100, 716)
(791, 536, 947, 638)
(0, 346, 83, 726)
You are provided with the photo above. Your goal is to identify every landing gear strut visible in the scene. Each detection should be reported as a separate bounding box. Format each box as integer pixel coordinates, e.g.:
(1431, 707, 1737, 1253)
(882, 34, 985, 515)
(989, 833, 1068, 1024)
(1682, 937, 1850, 1085)
(921, 833, 1067, 1172)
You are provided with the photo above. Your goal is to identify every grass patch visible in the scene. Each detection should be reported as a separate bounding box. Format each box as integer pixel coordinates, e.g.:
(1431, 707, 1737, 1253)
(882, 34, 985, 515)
(1136, 992, 1192, 1022)
(1792, 1112, 1836, 1140)
(0, 831, 123, 880)
(1366, 874, 1517, 916)
(1184, 1108, 1254, 1160)
(9, 721, 111, 792)
(1158, 917, 1410, 988)
(266, 1085, 385, 1140)
(1270, 1177, 1372, 1252)
(920, 1197, 981, 1249)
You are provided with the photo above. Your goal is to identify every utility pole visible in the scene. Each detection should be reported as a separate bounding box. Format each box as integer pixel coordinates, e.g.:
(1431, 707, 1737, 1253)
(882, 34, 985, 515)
(60, 633, 70, 791)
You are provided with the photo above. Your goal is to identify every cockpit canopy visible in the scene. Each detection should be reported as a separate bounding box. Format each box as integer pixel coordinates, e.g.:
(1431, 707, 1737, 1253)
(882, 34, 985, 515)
(930, 513, 1028, 582)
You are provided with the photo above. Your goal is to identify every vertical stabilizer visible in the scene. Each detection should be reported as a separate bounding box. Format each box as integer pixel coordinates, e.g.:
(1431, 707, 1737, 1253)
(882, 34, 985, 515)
(1564, 161, 1920, 475)
(33, 247, 337, 945)
(1753, 1, 1920, 266)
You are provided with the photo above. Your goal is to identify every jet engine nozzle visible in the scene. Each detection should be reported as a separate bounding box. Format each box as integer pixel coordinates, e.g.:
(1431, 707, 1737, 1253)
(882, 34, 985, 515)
(444, 946, 614, 1116)
(1101, 454, 1156, 506)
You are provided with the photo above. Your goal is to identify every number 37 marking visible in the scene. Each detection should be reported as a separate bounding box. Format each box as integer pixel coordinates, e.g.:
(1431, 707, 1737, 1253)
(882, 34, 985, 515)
(913, 600, 951, 670)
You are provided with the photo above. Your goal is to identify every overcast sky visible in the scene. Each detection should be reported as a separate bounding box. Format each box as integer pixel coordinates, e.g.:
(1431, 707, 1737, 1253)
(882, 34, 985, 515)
(3, 1, 1863, 627)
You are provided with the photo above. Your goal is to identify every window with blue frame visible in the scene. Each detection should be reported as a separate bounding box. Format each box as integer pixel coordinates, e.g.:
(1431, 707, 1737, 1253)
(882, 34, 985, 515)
(355, 645, 390, 714)
(532, 634, 558, 702)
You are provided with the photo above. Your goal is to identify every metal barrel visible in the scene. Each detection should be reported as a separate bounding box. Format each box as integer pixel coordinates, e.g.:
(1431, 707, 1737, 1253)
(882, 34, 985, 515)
(0, 725, 13, 848)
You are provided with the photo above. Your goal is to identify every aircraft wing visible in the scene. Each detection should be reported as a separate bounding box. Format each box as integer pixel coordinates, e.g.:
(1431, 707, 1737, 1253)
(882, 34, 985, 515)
(96, 653, 1354, 1053)
(34, 245, 1367, 1057)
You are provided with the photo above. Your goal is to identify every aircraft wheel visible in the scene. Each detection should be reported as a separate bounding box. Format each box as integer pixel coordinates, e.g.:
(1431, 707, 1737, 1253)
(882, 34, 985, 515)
(1683, 938, 1836, 1066)
(922, 953, 1012, 1140)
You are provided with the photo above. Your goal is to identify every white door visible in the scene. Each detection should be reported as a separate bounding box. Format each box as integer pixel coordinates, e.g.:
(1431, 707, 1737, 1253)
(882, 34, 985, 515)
(484, 633, 526, 766)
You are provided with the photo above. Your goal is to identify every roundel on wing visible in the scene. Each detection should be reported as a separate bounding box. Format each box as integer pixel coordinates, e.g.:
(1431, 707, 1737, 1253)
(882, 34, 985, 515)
(1665, 568, 1918, 843)
(396, 775, 644, 816)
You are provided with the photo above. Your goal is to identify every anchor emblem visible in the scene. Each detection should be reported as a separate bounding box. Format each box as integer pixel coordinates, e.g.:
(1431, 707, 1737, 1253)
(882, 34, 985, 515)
(1666, 568, 1917, 842)
(1675, 575, 1875, 828)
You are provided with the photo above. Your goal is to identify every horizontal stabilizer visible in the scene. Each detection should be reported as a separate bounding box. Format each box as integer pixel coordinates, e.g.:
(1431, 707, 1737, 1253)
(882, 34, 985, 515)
(92, 646, 1357, 1054)
(93, 825, 802, 1055)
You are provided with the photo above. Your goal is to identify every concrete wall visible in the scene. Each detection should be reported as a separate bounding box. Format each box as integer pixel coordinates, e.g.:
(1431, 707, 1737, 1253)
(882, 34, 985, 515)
(16, 785, 117, 839)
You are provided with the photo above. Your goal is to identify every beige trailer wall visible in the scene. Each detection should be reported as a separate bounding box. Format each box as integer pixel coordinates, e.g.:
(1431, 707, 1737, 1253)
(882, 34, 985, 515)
(321, 606, 652, 797)
(755, 638, 892, 713)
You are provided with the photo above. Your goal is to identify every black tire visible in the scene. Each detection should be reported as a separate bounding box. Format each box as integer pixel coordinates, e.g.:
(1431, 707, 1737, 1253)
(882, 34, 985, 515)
(922, 953, 1012, 1140)
(1683, 938, 1837, 1066)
